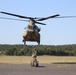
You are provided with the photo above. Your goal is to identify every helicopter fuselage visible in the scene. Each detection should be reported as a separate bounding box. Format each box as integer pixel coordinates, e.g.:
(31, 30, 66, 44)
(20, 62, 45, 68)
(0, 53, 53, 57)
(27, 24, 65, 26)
(23, 19, 40, 45)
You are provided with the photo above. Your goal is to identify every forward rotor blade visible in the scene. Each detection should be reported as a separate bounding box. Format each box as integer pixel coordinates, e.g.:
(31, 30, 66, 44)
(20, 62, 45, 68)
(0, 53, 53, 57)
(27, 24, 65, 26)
(37, 14, 60, 21)
(0, 17, 29, 22)
(35, 21, 46, 25)
(0, 12, 30, 19)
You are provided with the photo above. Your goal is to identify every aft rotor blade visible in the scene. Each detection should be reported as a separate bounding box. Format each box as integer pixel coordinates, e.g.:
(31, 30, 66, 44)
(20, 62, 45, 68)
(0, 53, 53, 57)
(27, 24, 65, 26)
(0, 17, 29, 22)
(35, 21, 46, 25)
(0, 12, 30, 19)
(37, 14, 60, 21)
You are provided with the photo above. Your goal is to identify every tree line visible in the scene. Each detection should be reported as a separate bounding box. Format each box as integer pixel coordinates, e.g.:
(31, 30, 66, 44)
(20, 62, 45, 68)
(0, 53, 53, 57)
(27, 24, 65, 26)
(0, 44, 76, 56)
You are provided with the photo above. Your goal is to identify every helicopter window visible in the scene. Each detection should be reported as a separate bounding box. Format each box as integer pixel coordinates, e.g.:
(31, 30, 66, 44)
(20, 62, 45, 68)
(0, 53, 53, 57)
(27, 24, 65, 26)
(28, 25, 34, 29)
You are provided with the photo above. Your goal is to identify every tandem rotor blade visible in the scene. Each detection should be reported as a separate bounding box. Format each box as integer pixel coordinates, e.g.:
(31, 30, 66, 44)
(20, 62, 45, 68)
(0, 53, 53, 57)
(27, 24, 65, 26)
(0, 11, 31, 19)
(35, 21, 46, 25)
(54, 16, 76, 18)
(0, 17, 29, 22)
(37, 14, 60, 21)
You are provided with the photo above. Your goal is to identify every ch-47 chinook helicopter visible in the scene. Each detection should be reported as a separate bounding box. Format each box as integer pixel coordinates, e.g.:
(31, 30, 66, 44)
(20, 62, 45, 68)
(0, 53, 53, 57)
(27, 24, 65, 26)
(0, 11, 76, 45)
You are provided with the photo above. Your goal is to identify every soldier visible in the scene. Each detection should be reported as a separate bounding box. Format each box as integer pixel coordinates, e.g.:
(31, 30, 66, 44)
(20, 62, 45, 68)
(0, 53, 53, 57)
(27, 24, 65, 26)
(32, 51, 37, 62)
(31, 51, 39, 67)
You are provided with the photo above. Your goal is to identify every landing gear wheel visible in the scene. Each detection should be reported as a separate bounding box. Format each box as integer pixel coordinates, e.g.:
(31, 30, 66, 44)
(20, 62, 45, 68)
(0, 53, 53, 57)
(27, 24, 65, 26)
(24, 41, 26, 45)
(37, 41, 40, 45)
(22, 39, 26, 45)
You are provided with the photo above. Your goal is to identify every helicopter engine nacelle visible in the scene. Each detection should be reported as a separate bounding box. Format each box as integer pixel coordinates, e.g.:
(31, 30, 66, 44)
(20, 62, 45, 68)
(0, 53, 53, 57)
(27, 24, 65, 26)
(38, 28, 41, 32)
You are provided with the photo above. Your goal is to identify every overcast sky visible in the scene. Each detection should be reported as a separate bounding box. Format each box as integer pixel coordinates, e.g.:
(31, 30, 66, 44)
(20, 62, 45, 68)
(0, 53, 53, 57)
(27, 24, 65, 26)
(0, 0, 76, 45)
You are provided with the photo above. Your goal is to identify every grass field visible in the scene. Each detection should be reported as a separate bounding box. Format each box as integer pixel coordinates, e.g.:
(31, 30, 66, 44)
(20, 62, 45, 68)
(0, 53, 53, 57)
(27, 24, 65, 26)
(0, 56, 76, 64)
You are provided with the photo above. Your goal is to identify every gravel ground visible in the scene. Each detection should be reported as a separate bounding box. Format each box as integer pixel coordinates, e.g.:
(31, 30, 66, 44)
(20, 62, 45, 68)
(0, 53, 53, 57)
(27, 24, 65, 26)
(0, 64, 76, 75)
